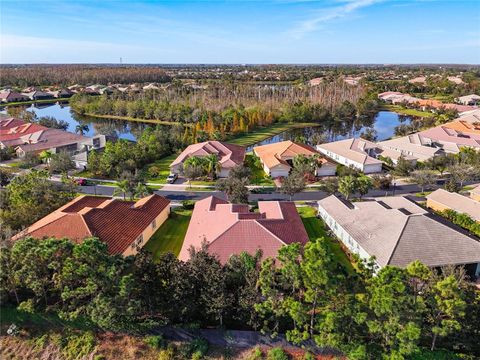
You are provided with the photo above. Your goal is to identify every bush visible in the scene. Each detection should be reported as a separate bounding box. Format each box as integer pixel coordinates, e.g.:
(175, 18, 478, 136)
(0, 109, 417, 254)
(158, 346, 175, 360)
(182, 200, 195, 210)
(93, 355, 106, 360)
(62, 331, 96, 360)
(246, 347, 264, 360)
(144, 334, 166, 349)
(303, 352, 315, 360)
(267, 347, 289, 360)
(179, 337, 209, 359)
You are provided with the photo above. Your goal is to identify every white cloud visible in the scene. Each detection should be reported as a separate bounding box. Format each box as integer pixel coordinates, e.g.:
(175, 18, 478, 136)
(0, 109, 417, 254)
(289, 0, 384, 38)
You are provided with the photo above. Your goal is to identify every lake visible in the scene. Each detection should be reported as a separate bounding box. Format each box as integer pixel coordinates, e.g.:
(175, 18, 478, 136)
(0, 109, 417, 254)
(2, 104, 412, 147)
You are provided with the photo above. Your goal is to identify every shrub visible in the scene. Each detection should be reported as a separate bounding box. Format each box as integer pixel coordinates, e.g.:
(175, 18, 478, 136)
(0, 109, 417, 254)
(93, 355, 106, 360)
(179, 337, 209, 359)
(246, 347, 264, 360)
(182, 200, 195, 210)
(303, 352, 315, 360)
(267, 347, 288, 360)
(144, 334, 166, 349)
(158, 346, 175, 360)
(62, 331, 96, 360)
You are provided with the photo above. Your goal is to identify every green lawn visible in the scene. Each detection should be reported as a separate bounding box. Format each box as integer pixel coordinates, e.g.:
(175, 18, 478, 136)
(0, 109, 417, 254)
(228, 122, 319, 147)
(244, 154, 274, 185)
(380, 104, 435, 118)
(143, 208, 192, 259)
(145, 153, 178, 184)
(297, 206, 356, 275)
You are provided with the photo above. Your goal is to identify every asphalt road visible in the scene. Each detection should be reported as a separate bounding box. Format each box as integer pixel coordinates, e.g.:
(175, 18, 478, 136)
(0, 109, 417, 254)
(77, 182, 430, 202)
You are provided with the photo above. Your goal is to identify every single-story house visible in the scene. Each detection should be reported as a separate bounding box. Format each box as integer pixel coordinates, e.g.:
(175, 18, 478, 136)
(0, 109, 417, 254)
(426, 189, 480, 222)
(22, 90, 54, 101)
(316, 138, 384, 174)
(378, 134, 445, 162)
(0, 90, 29, 103)
(318, 195, 480, 278)
(253, 140, 336, 178)
(13, 194, 171, 256)
(48, 88, 75, 98)
(170, 141, 246, 178)
(456, 94, 480, 106)
(179, 196, 309, 264)
(418, 125, 480, 153)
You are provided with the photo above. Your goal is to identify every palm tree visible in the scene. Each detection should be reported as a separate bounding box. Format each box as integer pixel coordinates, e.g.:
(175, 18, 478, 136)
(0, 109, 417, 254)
(113, 179, 130, 200)
(205, 154, 220, 179)
(75, 124, 89, 136)
(39, 150, 53, 164)
(134, 182, 151, 199)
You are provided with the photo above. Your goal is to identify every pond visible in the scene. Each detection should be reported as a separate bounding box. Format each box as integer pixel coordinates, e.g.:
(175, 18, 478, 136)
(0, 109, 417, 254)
(2, 103, 413, 148)
(1, 103, 151, 141)
(246, 111, 413, 150)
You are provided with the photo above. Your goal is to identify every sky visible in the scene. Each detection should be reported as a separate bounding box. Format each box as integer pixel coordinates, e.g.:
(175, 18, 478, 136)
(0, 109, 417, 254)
(0, 0, 479, 64)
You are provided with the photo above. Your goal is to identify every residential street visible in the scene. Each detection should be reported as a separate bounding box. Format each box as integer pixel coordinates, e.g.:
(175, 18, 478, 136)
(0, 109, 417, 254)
(75, 181, 437, 202)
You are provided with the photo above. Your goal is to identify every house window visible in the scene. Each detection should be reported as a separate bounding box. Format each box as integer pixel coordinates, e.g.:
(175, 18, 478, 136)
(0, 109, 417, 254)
(136, 234, 143, 245)
(151, 219, 157, 230)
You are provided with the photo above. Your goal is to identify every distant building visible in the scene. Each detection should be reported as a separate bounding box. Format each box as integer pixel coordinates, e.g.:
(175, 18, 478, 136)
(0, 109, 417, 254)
(48, 88, 75, 98)
(14, 194, 171, 256)
(253, 140, 336, 178)
(456, 94, 480, 106)
(408, 76, 427, 84)
(170, 141, 246, 178)
(0, 90, 29, 103)
(308, 78, 322, 86)
(426, 189, 480, 222)
(180, 196, 309, 264)
(22, 90, 54, 101)
(318, 195, 480, 278)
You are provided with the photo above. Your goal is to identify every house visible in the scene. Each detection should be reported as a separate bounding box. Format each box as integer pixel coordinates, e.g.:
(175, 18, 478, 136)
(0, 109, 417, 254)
(0, 90, 29, 103)
(170, 141, 246, 178)
(442, 119, 480, 135)
(426, 189, 480, 222)
(471, 186, 480, 202)
(378, 134, 445, 162)
(309, 78, 323, 86)
(447, 76, 464, 85)
(22, 90, 54, 101)
(316, 138, 384, 173)
(13, 194, 170, 256)
(456, 94, 480, 106)
(253, 140, 336, 178)
(318, 195, 480, 278)
(408, 76, 427, 84)
(179, 196, 309, 264)
(417, 125, 480, 153)
(48, 88, 75, 98)
(0, 118, 102, 162)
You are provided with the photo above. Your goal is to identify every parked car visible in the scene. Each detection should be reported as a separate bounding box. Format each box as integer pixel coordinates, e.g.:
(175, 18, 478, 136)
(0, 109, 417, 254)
(75, 178, 88, 186)
(166, 173, 178, 184)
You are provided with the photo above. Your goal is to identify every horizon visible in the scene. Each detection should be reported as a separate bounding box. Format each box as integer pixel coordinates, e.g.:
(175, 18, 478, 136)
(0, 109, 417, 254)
(1, 0, 479, 64)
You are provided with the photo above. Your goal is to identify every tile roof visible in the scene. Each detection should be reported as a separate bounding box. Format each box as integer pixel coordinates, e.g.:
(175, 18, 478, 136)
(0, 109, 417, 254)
(378, 135, 443, 161)
(427, 189, 480, 221)
(419, 125, 480, 151)
(442, 120, 480, 135)
(318, 195, 480, 268)
(253, 140, 333, 169)
(16, 194, 170, 255)
(180, 196, 309, 263)
(170, 141, 246, 169)
(317, 138, 383, 166)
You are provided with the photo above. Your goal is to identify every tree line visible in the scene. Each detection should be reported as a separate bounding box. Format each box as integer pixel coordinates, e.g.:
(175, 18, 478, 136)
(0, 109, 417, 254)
(0, 65, 171, 88)
(1, 236, 478, 359)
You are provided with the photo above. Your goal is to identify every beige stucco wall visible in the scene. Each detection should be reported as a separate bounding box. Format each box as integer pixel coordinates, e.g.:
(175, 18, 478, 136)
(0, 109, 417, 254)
(426, 199, 450, 213)
(122, 205, 171, 256)
(471, 192, 480, 202)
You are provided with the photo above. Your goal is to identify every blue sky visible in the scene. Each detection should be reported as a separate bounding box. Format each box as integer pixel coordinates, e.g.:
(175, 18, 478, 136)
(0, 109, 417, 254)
(1, 0, 479, 64)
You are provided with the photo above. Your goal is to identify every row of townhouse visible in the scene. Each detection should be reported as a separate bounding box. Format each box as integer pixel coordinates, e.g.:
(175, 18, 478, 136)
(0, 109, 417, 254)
(378, 91, 479, 112)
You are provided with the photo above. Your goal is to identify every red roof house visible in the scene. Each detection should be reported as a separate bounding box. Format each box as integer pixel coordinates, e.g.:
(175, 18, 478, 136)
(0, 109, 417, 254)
(179, 196, 309, 263)
(14, 194, 171, 256)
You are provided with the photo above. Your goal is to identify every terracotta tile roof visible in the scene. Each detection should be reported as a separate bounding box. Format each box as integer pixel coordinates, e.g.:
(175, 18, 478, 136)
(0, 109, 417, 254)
(16, 194, 170, 255)
(180, 196, 309, 263)
(170, 141, 246, 169)
(0, 120, 49, 143)
(253, 141, 334, 169)
(14, 128, 88, 152)
(442, 120, 480, 135)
